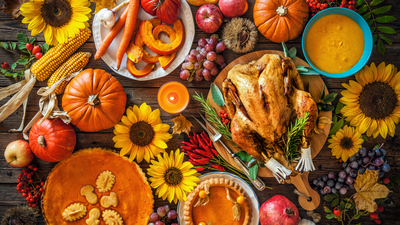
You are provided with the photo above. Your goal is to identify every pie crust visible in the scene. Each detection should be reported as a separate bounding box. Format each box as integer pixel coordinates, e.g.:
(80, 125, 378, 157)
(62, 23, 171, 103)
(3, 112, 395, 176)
(183, 178, 251, 225)
(41, 148, 154, 225)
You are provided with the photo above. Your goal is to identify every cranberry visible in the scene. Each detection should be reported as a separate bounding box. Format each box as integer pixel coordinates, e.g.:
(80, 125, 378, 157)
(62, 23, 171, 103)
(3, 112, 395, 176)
(2, 62, 9, 69)
(35, 52, 42, 59)
(32, 45, 41, 55)
(26, 43, 33, 51)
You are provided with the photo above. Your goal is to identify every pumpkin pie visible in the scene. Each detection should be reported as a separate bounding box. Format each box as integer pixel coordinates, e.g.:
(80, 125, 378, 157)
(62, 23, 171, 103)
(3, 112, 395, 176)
(41, 148, 154, 225)
(183, 178, 251, 225)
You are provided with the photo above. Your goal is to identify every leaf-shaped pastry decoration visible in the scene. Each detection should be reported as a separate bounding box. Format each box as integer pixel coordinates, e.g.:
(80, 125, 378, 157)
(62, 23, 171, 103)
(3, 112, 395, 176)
(353, 170, 391, 212)
(102, 209, 123, 225)
(90, 0, 117, 13)
(62, 203, 87, 222)
(96, 171, 116, 193)
(171, 114, 193, 135)
(211, 83, 225, 106)
(225, 187, 241, 221)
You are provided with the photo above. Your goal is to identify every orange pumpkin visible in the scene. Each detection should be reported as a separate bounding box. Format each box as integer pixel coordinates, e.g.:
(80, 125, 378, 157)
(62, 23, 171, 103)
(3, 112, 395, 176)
(253, 0, 309, 43)
(62, 69, 127, 132)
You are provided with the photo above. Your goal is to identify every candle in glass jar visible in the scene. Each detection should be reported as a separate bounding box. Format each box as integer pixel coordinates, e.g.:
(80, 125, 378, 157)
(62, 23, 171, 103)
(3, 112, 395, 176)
(157, 82, 189, 114)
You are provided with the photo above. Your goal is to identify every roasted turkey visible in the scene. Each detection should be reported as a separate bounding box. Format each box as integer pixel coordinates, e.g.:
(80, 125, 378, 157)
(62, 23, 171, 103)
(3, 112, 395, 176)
(222, 54, 318, 181)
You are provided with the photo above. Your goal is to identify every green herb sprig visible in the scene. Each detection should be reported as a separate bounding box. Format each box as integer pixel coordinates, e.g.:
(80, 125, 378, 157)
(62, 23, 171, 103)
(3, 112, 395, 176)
(0, 33, 50, 81)
(355, 0, 397, 55)
(283, 113, 310, 163)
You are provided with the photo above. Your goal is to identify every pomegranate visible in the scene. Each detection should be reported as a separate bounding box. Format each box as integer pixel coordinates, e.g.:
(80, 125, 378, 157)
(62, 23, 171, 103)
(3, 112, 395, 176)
(259, 195, 299, 225)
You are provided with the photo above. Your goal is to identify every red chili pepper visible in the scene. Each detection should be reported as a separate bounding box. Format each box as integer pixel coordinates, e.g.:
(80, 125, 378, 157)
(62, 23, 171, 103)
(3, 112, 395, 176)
(209, 139, 213, 147)
(201, 131, 211, 143)
(183, 141, 199, 149)
(190, 158, 210, 165)
(211, 164, 225, 171)
(195, 149, 213, 159)
(182, 141, 192, 146)
(181, 146, 194, 152)
(210, 148, 219, 156)
(190, 134, 199, 145)
(197, 135, 210, 152)
(188, 152, 203, 159)
(188, 159, 201, 166)
(195, 167, 204, 171)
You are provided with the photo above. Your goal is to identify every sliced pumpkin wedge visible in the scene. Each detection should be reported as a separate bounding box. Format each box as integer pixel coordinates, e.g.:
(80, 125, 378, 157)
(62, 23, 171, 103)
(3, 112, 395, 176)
(126, 58, 155, 78)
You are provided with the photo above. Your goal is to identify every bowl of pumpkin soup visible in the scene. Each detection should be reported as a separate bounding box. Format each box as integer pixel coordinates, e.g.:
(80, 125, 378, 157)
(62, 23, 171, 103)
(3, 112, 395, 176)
(302, 7, 373, 78)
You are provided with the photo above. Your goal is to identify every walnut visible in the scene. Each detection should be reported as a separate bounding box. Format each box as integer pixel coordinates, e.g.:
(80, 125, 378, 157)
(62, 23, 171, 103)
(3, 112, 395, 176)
(96, 171, 116, 193)
(86, 208, 101, 225)
(62, 203, 87, 222)
(102, 209, 123, 225)
(100, 192, 119, 208)
(80, 185, 98, 204)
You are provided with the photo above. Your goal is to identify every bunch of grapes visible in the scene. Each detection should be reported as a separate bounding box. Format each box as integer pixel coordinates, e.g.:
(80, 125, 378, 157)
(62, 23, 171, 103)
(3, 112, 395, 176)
(16, 164, 44, 207)
(148, 205, 178, 225)
(180, 35, 226, 82)
(311, 146, 390, 195)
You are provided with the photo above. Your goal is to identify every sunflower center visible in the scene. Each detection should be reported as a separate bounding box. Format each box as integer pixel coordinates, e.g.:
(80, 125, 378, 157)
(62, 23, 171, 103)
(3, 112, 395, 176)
(359, 82, 397, 119)
(164, 167, 183, 186)
(130, 121, 155, 146)
(41, 0, 72, 27)
(340, 137, 354, 150)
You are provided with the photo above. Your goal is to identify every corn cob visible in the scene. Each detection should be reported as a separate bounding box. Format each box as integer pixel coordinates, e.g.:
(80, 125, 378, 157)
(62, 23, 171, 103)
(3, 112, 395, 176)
(47, 52, 91, 94)
(31, 28, 91, 81)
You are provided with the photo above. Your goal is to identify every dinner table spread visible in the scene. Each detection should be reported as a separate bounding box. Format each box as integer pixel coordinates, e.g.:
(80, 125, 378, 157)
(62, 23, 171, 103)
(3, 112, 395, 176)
(0, 0, 399, 224)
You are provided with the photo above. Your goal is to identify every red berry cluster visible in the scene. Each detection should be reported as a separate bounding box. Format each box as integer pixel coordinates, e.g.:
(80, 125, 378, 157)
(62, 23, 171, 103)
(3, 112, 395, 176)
(218, 109, 230, 126)
(307, 0, 356, 17)
(16, 164, 44, 207)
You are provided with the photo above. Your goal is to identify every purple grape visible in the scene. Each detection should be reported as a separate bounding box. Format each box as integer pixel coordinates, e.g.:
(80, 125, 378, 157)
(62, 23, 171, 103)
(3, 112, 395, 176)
(198, 38, 207, 47)
(374, 148, 382, 157)
(188, 54, 196, 62)
(349, 155, 356, 162)
(215, 54, 225, 65)
(335, 182, 342, 190)
(200, 48, 208, 56)
(203, 60, 214, 70)
(362, 156, 370, 165)
(184, 55, 190, 62)
(203, 73, 212, 81)
(167, 210, 177, 219)
(337, 177, 345, 183)
(216, 42, 226, 52)
(356, 158, 362, 166)
(194, 73, 204, 82)
(207, 51, 217, 61)
(354, 152, 360, 158)
(331, 188, 337, 194)
(219, 63, 227, 70)
(339, 187, 347, 195)
(374, 157, 384, 167)
(345, 166, 352, 174)
(358, 167, 366, 174)
(346, 176, 354, 185)
(350, 161, 358, 169)
(342, 162, 348, 168)
(328, 172, 336, 179)
(367, 150, 375, 158)
(180, 70, 190, 80)
(196, 46, 202, 52)
(210, 67, 218, 76)
(194, 62, 202, 69)
(327, 179, 335, 187)
(155, 221, 165, 225)
(350, 169, 357, 177)
(382, 164, 390, 172)
(380, 149, 386, 156)
(182, 62, 193, 70)
(150, 212, 160, 222)
(378, 170, 385, 178)
(368, 164, 376, 170)
(322, 175, 328, 182)
(205, 43, 214, 52)
(317, 180, 324, 188)
(197, 54, 205, 62)
(320, 189, 326, 195)
(202, 68, 211, 77)
(196, 68, 203, 76)
(163, 205, 171, 213)
(190, 49, 199, 56)
(312, 179, 318, 186)
(359, 147, 367, 157)
(324, 186, 331, 194)
(157, 207, 166, 217)
(208, 37, 218, 47)
(339, 171, 347, 179)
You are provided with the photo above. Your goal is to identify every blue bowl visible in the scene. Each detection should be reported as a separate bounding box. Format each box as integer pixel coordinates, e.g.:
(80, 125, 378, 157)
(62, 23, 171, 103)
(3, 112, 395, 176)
(302, 7, 373, 78)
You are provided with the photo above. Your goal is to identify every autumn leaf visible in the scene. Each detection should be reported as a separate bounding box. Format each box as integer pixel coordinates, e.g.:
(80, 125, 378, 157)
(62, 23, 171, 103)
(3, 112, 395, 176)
(91, 0, 117, 13)
(0, 0, 29, 18)
(353, 170, 391, 212)
(171, 114, 193, 135)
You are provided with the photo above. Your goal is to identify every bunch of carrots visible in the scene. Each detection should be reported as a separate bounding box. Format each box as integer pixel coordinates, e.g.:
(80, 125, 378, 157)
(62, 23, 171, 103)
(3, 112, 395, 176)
(94, 0, 139, 70)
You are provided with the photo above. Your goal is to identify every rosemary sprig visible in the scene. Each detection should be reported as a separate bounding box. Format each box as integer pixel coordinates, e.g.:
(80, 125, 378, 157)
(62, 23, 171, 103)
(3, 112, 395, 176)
(283, 113, 310, 163)
(193, 92, 233, 142)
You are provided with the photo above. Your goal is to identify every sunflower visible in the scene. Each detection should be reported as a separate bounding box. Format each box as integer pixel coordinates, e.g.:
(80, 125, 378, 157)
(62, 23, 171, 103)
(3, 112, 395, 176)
(328, 125, 364, 162)
(340, 62, 400, 138)
(20, 0, 91, 45)
(147, 149, 200, 204)
(113, 103, 172, 163)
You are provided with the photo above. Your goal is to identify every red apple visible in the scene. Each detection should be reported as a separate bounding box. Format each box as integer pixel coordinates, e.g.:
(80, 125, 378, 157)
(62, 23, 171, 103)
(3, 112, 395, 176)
(219, 0, 248, 18)
(196, 4, 224, 34)
(4, 140, 34, 168)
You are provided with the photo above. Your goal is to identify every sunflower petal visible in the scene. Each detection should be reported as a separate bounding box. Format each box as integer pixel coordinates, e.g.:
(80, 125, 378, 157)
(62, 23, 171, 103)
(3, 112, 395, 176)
(148, 109, 160, 125)
(114, 123, 130, 133)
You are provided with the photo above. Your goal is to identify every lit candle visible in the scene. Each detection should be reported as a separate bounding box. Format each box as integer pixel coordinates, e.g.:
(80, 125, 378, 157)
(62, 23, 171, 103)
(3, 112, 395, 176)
(157, 82, 189, 114)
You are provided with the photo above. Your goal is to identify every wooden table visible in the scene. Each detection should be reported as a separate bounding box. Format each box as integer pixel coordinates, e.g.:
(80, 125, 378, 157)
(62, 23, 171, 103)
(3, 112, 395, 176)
(0, 0, 399, 224)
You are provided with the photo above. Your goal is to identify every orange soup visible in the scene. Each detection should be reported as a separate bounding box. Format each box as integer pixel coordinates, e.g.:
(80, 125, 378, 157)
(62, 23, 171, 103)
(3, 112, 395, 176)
(306, 14, 364, 73)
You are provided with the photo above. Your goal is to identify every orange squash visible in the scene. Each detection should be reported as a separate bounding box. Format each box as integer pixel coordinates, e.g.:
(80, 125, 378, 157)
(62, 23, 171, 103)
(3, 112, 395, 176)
(153, 24, 177, 70)
(135, 33, 160, 64)
(253, 0, 309, 43)
(62, 69, 127, 132)
(126, 58, 155, 77)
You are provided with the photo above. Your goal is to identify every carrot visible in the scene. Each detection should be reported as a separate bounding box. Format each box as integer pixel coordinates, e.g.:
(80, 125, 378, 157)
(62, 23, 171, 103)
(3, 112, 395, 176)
(94, 6, 129, 60)
(116, 0, 140, 70)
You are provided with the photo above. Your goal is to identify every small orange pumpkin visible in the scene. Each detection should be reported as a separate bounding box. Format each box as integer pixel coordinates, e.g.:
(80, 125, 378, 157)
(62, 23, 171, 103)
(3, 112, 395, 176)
(62, 69, 127, 132)
(253, 0, 309, 43)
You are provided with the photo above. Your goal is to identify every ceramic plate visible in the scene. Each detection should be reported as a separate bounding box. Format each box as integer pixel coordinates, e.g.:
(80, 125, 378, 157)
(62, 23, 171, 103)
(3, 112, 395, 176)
(177, 172, 260, 224)
(92, 0, 194, 81)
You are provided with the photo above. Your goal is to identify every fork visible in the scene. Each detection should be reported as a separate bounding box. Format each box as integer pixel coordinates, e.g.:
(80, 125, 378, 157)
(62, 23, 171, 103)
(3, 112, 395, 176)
(192, 111, 266, 191)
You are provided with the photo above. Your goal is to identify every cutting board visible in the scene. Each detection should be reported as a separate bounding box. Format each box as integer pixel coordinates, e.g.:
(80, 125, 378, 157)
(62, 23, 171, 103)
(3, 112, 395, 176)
(206, 50, 332, 210)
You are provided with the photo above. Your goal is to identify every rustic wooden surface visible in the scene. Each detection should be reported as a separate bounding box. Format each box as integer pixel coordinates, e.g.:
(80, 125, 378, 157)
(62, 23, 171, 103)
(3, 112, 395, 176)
(0, 0, 400, 224)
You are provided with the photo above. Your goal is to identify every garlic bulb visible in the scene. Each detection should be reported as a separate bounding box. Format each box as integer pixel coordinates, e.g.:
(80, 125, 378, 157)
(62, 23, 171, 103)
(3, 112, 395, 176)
(298, 218, 316, 225)
(97, 0, 129, 29)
